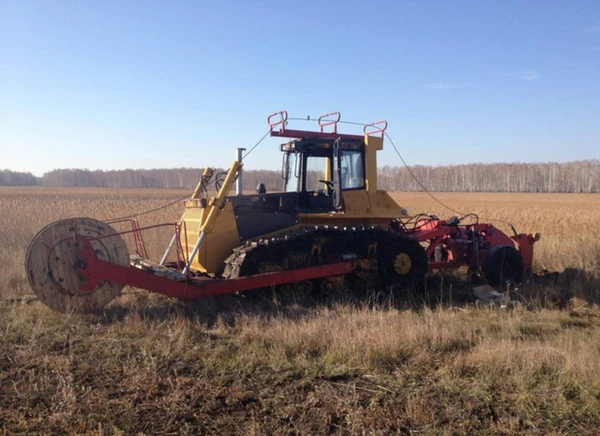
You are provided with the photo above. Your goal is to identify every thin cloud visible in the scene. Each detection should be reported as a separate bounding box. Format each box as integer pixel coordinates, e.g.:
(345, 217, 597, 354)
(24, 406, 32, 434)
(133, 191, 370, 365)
(590, 47, 600, 51)
(497, 70, 540, 81)
(582, 25, 600, 33)
(424, 83, 472, 90)
(520, 70, 540, 81)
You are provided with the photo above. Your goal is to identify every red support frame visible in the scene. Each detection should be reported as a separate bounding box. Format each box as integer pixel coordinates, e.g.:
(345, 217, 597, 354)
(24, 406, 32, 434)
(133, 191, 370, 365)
(76, 236, 356, 300)
(71, 218, 536, 302)
(96, 222, 188, 272)
(402, 216, 536, 272)
(104, 218, 149, 259)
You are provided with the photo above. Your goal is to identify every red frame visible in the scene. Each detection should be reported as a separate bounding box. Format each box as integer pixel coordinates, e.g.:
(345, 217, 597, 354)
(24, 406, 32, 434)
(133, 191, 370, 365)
(401, 216, 536, 272)
(98, 221, 189, 270)
(104, 218, 149, 258)
(75, 215, 537, 302)
(267, 110, 288, 134)
(268, 110, 386, 141)
(76, 235, 355, 299)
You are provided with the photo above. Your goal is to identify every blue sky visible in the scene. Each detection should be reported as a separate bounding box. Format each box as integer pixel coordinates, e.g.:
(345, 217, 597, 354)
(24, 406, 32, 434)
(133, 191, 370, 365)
(1, 1, 599, 175)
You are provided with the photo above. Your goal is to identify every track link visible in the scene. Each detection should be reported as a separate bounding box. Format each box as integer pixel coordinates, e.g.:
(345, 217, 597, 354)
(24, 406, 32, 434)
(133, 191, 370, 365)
(222, 226, 428, 294)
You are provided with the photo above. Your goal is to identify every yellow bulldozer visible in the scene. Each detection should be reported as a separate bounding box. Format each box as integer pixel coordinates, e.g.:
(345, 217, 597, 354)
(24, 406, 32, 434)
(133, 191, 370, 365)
(25, 110, 538, 313)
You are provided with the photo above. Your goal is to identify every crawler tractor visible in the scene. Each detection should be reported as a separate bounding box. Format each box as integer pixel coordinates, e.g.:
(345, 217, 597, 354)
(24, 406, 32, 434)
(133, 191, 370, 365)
(25, 111, 540, 313)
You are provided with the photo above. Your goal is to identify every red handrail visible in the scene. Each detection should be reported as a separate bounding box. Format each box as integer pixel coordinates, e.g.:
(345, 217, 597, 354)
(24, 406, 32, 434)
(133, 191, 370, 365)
(104, 218, 149, 259)
(318, 111, 341, 133)
(363, 120, 388, 137)
(267, 110, 288, 133)
(96, 221, 181, 263)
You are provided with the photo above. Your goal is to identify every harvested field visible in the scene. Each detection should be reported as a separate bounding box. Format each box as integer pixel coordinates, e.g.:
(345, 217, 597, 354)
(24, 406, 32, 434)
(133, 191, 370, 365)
(1, 187, 599, 434)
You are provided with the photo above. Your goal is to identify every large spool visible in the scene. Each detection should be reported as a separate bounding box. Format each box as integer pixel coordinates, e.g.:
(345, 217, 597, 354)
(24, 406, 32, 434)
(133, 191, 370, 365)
(25, 217, 130, 314)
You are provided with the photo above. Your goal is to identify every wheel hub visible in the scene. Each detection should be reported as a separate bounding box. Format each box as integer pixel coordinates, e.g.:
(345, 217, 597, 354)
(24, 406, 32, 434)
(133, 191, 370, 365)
(393, 252, 412, 275)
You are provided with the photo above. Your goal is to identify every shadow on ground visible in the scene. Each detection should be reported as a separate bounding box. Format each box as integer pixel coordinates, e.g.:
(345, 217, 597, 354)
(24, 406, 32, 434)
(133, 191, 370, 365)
(98, 267, 599, 326)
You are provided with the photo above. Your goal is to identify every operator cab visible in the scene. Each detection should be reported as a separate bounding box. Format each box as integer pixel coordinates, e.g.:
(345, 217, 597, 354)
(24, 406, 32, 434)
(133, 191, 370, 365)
(227, 110, 388, 243)
(281, 137, 366, 212)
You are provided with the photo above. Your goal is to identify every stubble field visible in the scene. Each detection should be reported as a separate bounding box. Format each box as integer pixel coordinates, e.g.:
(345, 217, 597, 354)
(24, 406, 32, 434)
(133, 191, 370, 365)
(1, 187, 599, 434)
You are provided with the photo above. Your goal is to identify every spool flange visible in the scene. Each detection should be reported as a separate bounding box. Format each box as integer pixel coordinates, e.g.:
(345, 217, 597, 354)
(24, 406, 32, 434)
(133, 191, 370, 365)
(25, 217, 130, 313)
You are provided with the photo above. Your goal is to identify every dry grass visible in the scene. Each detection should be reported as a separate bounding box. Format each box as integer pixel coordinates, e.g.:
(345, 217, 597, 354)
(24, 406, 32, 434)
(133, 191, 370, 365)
(1, 187, 600, 433)
(2, 299, 600, 434)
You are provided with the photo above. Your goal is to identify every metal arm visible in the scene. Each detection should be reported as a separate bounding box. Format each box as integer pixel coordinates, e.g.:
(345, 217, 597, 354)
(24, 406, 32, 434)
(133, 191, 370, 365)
(182, 161, 242, 274)
(160, 167, 214, 265)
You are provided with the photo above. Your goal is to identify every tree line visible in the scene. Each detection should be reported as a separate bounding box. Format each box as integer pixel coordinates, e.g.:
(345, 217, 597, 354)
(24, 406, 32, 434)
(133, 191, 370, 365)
(0, 170, 39, 186)
(1, 160, 598, 193)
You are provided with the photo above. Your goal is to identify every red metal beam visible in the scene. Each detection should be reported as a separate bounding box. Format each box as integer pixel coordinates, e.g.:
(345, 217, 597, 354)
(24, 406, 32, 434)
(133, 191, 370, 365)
(270, 129, 364, 141)
(77, 236, 356, 300)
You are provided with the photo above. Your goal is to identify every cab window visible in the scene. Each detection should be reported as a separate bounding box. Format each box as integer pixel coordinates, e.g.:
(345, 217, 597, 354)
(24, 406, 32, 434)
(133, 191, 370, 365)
(305, 156, 328, 191)
(341, 150, 365, 189)
(284, 152, 300, 192)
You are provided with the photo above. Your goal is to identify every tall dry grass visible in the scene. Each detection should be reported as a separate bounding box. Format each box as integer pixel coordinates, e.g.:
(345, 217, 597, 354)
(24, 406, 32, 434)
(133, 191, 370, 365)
(2, 297, 600, 434)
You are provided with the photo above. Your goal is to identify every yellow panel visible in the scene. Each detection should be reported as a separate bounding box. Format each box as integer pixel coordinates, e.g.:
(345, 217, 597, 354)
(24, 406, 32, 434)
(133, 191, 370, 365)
(373, 190, 410, 218)
(297, 188, 410, 226)
(180, 208, 203, 261)
(180, 202, 240, 274)
(341, 190, 372, 214)
(198, 202, 240, 273)
(364, 135, 383, 194)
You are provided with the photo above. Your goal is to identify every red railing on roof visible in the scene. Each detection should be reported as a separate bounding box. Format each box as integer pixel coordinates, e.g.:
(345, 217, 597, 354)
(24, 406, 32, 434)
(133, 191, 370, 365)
(267, 110, 288, 134)
(363, 120, 388, 138)
(267, 110, 386, 141)
(318, 111, 341, 134)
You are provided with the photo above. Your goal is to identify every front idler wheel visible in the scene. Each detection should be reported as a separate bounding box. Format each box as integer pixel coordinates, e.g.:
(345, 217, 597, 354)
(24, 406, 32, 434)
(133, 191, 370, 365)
(379, 237, 428, 289)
